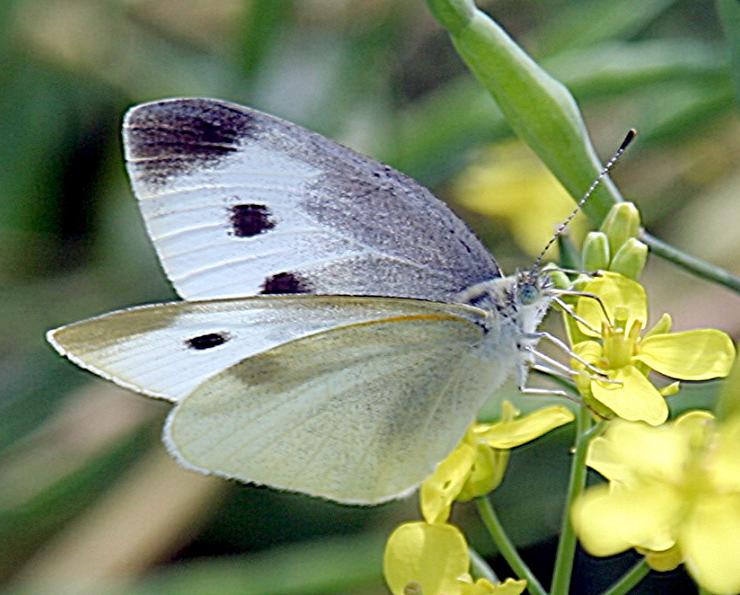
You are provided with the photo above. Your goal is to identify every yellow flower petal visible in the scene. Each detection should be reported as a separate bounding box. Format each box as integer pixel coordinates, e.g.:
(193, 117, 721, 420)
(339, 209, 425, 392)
(475, 405, 575, 448)
(573, 340, 603, 362)
(492, 578, 528, 595)
(575, 273, 647, 337)
(460, 577, 528, 595)
(452, 141, 585, 256)
(635, 330, 736, 380)
(644, 312, 672, 338)
(421, 443, 477, 524)
(658, 381, 680, 397)
(673, 409, 714, 433)
(708, 415, 740, 492)
(680, 494, 740, 595)
(384, 522, 469, 595)
(591, 365, 668, 426)
(587, 418, 693, 486)
(572, 482, 681, 556)
(457, 443, 509, 501)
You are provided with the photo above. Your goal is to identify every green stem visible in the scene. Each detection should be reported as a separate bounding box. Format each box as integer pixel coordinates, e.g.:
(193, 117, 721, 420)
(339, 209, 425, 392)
(642, 231, 740, 293)
(550, 406, 592, 595)
(475, 497, 547, 595)
(601, 558, 650, 595)
(469, 547, 499, 583)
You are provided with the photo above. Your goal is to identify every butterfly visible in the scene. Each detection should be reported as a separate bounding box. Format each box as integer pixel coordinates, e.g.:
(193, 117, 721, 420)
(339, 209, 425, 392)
(47, 98, 597, 505)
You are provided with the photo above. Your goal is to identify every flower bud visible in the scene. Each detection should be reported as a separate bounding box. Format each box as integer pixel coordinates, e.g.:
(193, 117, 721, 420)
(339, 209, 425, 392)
(571, 274, 592, 292)
(610, 238, 648, 279)
(600, 202, 641, 254)
(547, 269, 571, 290)
(581, 231, 610, 272)
(639, 545, 683, 572)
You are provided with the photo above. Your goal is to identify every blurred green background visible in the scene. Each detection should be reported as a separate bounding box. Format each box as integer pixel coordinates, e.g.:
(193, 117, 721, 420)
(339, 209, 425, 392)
(1, 0, 738, 593)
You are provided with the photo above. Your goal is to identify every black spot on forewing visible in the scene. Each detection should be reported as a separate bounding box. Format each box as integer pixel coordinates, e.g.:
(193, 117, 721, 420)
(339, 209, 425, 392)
(260, 272, 312, 294)
(230, 204, 275, 237)
(186, 332, 230, 350)
(125, 99, 259, 185)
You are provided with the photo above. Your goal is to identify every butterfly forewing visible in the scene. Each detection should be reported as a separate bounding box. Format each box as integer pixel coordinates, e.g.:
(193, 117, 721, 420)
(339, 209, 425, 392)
(165, 313, 500, 504)
(124, 98, 500, 302)
(47, 296, 488, 403)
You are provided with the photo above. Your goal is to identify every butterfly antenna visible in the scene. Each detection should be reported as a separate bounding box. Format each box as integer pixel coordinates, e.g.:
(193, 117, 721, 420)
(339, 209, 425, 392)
(533, 128, 637, 272)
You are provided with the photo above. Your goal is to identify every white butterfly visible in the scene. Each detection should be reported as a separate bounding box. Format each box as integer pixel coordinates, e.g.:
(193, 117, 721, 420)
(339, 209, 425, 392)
(48, 98, 571, 504)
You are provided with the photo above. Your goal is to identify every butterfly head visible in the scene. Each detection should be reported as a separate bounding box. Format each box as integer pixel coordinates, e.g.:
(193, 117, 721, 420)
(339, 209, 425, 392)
(458, 269, 553, 337)
(512, 267, 554, 334)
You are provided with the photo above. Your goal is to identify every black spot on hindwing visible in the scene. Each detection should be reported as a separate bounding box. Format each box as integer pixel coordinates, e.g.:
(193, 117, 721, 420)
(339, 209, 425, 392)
(260, 272, 312, 294)
(185, 332, 230, 350)
(125, 99, 259, 186)
(229, 204, 276, 237)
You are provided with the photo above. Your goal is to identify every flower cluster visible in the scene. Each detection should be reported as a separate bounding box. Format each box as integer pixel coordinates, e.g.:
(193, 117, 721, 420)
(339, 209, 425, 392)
(572, 410, 740, 594)
(561, 202, 738, 593)
(383, 402, 574, 595)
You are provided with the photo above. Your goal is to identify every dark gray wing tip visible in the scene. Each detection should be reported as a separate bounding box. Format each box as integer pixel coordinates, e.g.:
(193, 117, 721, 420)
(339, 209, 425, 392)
(123, 98, 261, 186)
(123, 98, 259, 161)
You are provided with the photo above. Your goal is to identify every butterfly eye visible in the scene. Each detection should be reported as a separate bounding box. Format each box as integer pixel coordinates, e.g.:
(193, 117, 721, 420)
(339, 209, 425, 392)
(519, 283, 539, 305)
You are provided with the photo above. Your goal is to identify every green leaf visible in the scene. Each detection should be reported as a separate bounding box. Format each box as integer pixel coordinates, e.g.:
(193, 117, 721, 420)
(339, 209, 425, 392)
(716, 0, 740, 102)
(238, 1, 295, 79)
(61, 533, 384, 595)
(390, 39, 726, 185)
(535, 0, 677, 56)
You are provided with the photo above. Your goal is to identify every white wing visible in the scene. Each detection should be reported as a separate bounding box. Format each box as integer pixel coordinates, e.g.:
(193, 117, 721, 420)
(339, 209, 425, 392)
(164, 313, 505, 504)
(47, 296, 487, 404)
(123, 98, 500, 302)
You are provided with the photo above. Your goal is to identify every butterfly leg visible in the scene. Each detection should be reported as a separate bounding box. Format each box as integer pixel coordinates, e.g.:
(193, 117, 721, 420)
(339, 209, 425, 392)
(550, 290, 612, 326)
(524, 331, 609, 379)
(519, 386, 570, 398)
(526, 347, 581, 377)
(551, 296, 600, 334)
(526, 345, 621, 389)
(515, 353, 572, 400)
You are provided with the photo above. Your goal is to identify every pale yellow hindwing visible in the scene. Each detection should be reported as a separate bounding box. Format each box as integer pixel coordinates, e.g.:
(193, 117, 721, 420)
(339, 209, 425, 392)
(165, 312, 496, 504)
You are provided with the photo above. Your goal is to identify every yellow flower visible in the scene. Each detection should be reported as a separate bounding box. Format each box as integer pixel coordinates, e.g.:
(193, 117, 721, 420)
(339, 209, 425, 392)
(572, 411, 740, 595)
(451, 140, 586, 256)
(383, 522, 527, 595)
(421, 402, 575, 524)
(459, 576, 527, 595)
(573, 272, 735, 425)
(384, 521, 469, 595)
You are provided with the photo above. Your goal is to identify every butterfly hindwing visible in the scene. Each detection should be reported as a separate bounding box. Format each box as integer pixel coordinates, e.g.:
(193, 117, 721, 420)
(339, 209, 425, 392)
(124, 98, 500, 302)
(47, 296, 488, 404)
(164, 312, 502, 504)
